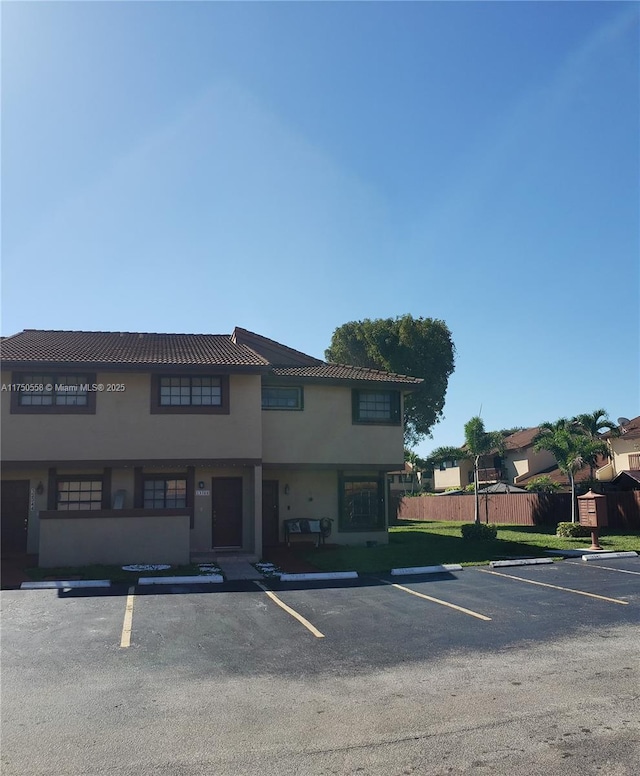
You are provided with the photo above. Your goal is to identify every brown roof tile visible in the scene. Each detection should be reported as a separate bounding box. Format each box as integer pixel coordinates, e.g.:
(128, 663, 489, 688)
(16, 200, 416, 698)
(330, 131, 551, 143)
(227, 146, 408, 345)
(270, 364, 423, 385)
(516, 455, 609, 487)
(0, 328, 423, 386)
(0, 330, 269, 368)
(503, 427, 541, 450)
(231, 327, 323, 367)
(606, 415, 640, 441)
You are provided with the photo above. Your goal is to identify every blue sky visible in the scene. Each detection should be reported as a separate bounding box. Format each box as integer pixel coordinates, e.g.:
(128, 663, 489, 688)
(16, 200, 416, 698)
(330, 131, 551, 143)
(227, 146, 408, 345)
(2, 1, 638, 458)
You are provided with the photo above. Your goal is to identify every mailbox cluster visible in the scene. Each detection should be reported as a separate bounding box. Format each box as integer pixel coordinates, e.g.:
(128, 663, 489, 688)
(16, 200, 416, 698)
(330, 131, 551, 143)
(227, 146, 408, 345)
(577, 490, 608, 550)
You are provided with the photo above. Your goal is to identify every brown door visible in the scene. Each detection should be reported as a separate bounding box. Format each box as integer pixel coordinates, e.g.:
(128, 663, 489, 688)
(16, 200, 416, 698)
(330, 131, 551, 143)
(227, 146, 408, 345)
(211, 477, 243, 548)
(1, 480, 30, 555)
(262, 480, 279, 547)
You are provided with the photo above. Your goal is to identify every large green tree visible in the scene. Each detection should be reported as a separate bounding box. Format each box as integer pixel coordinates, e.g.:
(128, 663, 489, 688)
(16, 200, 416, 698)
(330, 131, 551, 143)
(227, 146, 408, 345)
(325, 315, 455, 446)
(571, 408, 618, 481)
(533, 419, 609, 523)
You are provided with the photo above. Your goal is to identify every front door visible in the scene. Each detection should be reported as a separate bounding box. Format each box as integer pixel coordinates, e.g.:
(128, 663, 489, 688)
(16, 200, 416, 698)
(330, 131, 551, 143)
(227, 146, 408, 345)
(211, 477, 243, 549)
(262, 480, 279, 547)
(1, 480, 30, 555)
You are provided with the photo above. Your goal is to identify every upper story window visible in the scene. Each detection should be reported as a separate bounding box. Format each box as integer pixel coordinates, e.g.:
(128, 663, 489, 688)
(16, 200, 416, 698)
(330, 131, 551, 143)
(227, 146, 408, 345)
(262, 386, 303, 410)
(439, 460, 459, 471)
(352, 389, 401, 425)
(150, 374, 229, 414)
(9, 372, 96, 414)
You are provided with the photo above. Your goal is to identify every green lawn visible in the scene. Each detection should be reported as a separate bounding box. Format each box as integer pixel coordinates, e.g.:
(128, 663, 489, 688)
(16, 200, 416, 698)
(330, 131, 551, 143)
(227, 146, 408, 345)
(303, 520, 640, 574)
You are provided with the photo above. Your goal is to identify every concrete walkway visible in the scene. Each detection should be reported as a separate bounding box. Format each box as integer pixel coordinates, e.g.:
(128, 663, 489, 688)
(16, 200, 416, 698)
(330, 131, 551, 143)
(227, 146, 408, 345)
(215, 558, 265, 581)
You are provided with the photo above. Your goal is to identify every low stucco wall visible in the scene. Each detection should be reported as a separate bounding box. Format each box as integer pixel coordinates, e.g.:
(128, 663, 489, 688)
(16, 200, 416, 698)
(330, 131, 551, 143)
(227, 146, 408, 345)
(38, 510, 191, 567)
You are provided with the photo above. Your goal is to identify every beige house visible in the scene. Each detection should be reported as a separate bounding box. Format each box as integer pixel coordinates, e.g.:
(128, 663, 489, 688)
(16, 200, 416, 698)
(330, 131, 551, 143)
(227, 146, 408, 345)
(596, 415, 640, 488)
(431, 427, 556, 492)
(1, 327, 421, 567)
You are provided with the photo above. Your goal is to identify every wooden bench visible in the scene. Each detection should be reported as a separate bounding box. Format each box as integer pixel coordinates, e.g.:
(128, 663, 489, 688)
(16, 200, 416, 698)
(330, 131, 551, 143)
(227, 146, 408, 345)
(283, 518, 332, 548)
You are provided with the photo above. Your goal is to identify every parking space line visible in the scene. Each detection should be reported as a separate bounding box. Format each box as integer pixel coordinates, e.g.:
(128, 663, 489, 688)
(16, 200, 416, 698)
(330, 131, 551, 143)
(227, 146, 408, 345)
(477, 569, 629, 604)
(120, 586, 136, 648)
(254, 582, 325, 638)
(565, 561, 640, 576)
(378, 579, 492, 621)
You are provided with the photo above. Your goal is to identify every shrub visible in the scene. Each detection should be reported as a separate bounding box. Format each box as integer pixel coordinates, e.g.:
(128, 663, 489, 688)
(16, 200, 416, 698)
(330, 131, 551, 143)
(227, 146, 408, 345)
(556, 522, 591, 538)
(525, 475, 562, 493)
(461, 523, 498, 541)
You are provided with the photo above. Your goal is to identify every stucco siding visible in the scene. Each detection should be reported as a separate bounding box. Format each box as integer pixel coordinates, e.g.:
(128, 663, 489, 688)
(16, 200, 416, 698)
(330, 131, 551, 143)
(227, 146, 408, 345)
(263, 468, 389, 545)
(1, 370, 262, 462)
(262, 385, 404, 466)
(38, 512, 191, 567)
(611, 437, 640, 473)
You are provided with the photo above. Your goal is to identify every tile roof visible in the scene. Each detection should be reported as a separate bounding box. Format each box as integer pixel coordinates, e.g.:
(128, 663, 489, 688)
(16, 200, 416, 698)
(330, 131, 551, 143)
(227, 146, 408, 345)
(270, 364, 423, 385)
(606, 415, 640, 441)
(231, 327, 323, 367)
(503, 427, 541, 450)
(515, 455, 609, 488)
(612, 470, 640, 485)
(0, 330, 269, 368)
(0, 328, 423, 386)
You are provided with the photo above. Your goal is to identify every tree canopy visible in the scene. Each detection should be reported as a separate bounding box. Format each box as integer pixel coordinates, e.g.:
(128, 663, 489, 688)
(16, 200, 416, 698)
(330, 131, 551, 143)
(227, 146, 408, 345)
(325, 315, 455, 446)
(533, 418, 609, 523)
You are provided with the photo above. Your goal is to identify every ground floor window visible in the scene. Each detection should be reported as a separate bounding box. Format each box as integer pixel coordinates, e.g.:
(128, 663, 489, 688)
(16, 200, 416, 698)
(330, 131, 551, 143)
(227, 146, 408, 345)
(339, 475, 385, 531)
(57, 477, 103, 510)
(143, 477, 187, 509)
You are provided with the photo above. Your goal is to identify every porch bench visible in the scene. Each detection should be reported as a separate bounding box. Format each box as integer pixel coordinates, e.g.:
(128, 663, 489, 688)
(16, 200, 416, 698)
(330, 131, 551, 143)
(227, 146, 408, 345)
(283, 518, 331, 548)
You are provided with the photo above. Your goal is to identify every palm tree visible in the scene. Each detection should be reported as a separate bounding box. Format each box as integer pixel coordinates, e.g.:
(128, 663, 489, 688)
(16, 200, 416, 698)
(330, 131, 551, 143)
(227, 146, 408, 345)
(572, 409, 619, 480)
(572, 408, 618, 438)
(464, 417, 505, 525)
(533, 419, 609, 522)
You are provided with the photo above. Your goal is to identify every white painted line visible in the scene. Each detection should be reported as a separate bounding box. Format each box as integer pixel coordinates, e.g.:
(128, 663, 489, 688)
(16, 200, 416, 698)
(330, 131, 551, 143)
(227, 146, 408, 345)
(566, 561, 640, 576)
(254, 581, 325, 638)
(378, 579, 491, 621)
(490, 558, 554, 568)
(477, 569, 629, 605)
(120, 586, 135, 648)
(20, 580, 111, 589)
(278, 571, 358, 582)
(391, 564, 463, 576)
(581, 552, 638, 562)
(137, 575, 224, 585)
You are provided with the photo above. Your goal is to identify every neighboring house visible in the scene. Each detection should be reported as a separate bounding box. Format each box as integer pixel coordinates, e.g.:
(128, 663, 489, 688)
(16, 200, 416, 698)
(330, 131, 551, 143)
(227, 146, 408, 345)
(506, 428, 557, 486)
(516, 455, 609, 492)
(0, 328, 422, 566)
(432, 427, 555, 492)
(432, 456, 473, 492)
(596, 415, 640, 489)
(388, 462, 433, 495)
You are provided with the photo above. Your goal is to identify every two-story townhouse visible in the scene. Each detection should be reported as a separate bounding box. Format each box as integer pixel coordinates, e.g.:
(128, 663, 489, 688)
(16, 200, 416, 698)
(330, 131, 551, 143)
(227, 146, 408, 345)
(431, 427, 556, 492)
(596, 415, 640, 489)
(1, 328, 421, 567)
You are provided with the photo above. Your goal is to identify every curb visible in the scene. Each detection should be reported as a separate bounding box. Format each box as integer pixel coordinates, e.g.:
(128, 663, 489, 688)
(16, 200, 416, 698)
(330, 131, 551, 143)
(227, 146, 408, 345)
(20, 580, 111, 590)
(138, 574, 224, 585)
(490, 558, 554, 568)
(391, 564, 463, 576)
(278, 571, 358, 582)
(544, 549, 601, 557)
(581, 551, 638, 562)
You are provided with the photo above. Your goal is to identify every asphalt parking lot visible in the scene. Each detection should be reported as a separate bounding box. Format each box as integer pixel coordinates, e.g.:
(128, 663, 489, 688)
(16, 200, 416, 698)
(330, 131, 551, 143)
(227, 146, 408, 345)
(2, 558, 639, 775)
